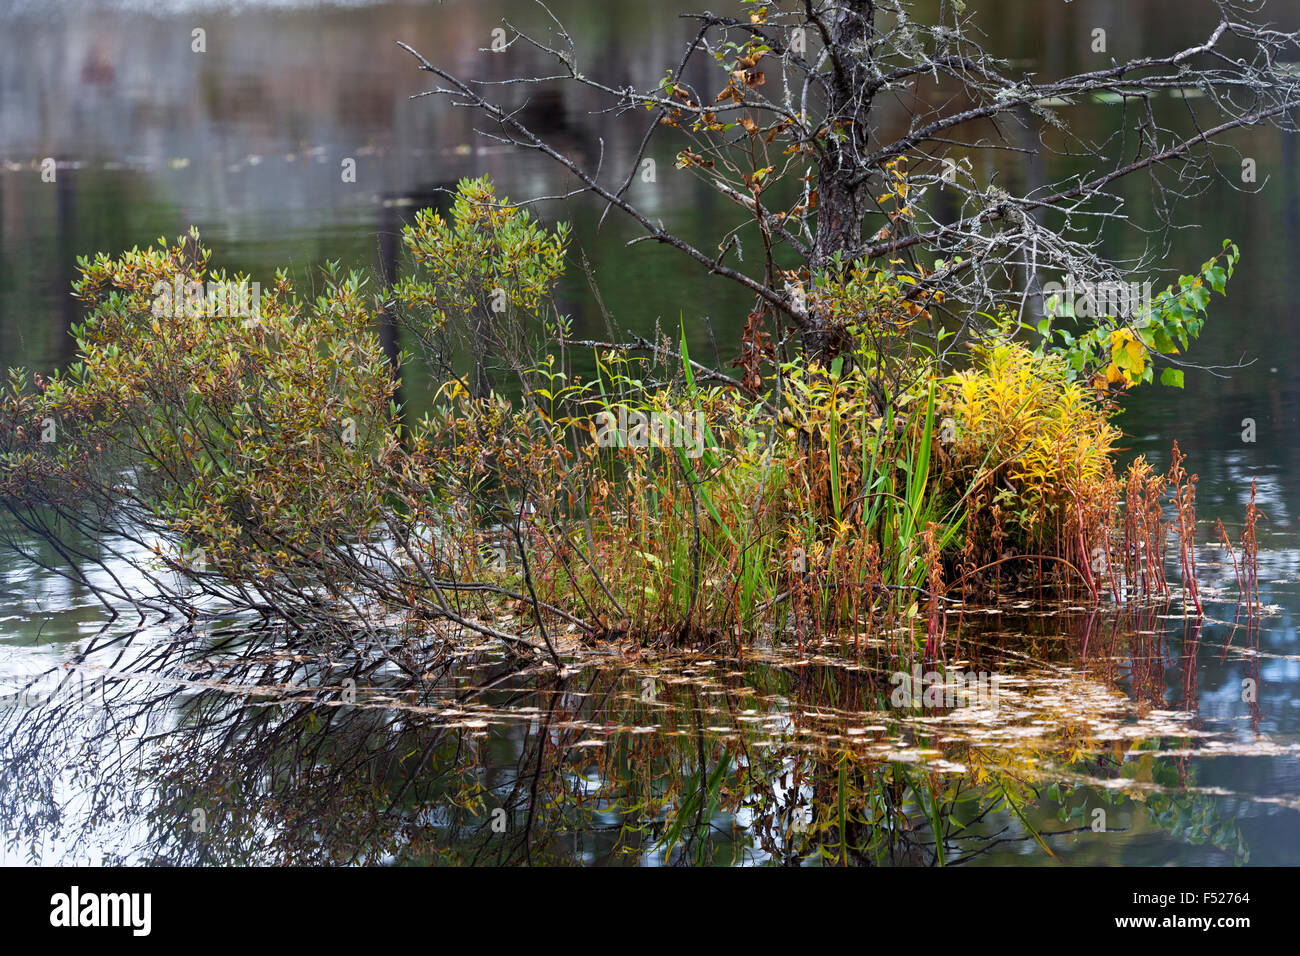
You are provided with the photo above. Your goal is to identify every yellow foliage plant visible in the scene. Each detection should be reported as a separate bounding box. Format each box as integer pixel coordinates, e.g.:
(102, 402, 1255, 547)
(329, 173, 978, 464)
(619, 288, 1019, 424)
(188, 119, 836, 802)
(942, 339, 1121, 591)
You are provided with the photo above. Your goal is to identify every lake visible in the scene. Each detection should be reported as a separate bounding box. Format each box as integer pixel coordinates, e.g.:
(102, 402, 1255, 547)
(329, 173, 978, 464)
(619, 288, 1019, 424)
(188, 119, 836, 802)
(1, 0, 1298, 866)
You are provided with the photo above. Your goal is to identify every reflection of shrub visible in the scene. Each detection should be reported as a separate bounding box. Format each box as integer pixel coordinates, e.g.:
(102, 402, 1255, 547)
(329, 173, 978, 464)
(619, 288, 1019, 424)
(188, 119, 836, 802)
(943, 340, 1120, 565)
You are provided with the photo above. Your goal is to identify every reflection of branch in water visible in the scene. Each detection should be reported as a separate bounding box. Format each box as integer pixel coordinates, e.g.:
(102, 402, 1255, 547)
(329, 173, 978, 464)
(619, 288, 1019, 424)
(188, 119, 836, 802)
(0, 606, 1258, 865)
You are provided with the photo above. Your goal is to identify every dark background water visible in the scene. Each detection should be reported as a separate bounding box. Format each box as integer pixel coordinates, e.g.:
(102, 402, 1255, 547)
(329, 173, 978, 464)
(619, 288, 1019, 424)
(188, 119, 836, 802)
(2, 0, 1299, 513)
(1, 0, 1299, 865)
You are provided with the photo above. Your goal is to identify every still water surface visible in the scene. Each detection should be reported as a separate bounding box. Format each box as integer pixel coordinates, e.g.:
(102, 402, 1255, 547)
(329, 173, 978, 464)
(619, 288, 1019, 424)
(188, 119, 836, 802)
(1, 0, 1299, 865)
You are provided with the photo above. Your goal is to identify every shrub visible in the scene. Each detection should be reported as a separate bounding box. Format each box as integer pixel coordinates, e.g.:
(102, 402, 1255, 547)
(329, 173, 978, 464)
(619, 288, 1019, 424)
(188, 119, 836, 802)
(0, 231, 408, 615)
(943, 339, 1120, 575)
(0, 176, 1235, 661)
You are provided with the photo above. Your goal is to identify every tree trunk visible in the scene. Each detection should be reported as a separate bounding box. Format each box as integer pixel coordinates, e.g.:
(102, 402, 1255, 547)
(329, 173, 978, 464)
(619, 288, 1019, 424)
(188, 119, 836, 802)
(807, 1, 877, 366)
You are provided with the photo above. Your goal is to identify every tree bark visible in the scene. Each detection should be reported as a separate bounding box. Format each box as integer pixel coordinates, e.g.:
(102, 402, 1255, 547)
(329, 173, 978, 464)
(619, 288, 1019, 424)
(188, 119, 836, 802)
(807, 1, 876, 365)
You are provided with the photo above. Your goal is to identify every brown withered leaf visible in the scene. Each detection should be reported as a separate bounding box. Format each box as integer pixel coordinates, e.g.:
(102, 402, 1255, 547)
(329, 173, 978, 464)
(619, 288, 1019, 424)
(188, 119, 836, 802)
(736, 309, 775, 394)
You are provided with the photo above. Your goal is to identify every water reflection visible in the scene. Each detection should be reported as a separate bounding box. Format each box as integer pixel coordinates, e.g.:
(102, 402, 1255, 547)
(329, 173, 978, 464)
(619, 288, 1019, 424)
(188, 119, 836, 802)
(3, 595, 1291, 865)
(3, 0, 1300, 866)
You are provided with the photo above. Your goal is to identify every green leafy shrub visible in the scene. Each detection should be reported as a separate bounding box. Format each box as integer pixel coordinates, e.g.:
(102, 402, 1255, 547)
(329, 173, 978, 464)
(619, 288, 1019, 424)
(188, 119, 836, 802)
(1, 230, 402, 586)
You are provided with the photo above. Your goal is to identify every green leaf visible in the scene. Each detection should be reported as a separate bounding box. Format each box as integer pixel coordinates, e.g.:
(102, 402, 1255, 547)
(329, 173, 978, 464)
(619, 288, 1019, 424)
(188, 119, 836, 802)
(1160, 368, 1184, 388)
(1151, 328, 1177, 354)
(1206, 266, 1227, 295)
